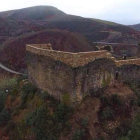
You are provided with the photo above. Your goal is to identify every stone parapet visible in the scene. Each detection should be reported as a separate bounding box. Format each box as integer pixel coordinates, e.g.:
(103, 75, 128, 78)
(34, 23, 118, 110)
(26, 44, 140, 68)
(26, 44, 112, 67)
(116, 58, 140, 67)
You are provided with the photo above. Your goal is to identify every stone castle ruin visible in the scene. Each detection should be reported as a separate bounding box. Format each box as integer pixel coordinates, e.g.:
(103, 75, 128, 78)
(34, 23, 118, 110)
(26, 44, 140, 104)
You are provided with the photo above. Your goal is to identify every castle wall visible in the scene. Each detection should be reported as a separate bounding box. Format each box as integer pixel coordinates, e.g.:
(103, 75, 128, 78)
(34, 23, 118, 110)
(26, 44, 140, 103)
(74, 59, 116, 101)
(27, 52, 76, 102)
(26, 45, 112, 68)
(117, 65, 140, 84)
(115, 58, 140, 67)
(27, 51, 116, 103)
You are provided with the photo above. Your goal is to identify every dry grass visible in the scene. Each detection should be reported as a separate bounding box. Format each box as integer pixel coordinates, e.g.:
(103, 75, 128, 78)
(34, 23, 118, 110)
(0, 74, 18, 90)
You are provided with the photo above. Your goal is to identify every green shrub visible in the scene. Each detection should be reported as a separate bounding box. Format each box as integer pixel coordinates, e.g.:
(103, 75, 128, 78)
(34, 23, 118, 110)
(39, 91, 57, 102)
(100, 94, 122, 107)
(39, 91, 49, 100)
(106, 74, 111, 85)
(81, 118, 89, 128)
(118, 137, 130, 140)
(6, 120, 16, 133)
(0, 91, 7, 112)
(130, 111, 140, 140)
(25, 106, 59, 140)
(62, 93, 70, 105)
(0, 108, 11, 125)
(25, 102, 73, 140)
(21, 83, 37, 96)
(20, 83, 38, 108)
(55, 103, 73, 123)
(116, 111, 140, 140)
(0, 77, 18, 92)
(130, 98, 138, 106)
(26, 106, 51, 140)
(92, 137, 105, 140)
(111, 94, 122, 106)
(102, 74, 106, 87)
(9, 119, 30, 140)
(20, 91, 28, 108)
(64, 121, 72, 136)
(101, 107, 114, 120)
(71, 129, 85, 140)
(115, 119, 132, 138)
(100, 96, 110, 106)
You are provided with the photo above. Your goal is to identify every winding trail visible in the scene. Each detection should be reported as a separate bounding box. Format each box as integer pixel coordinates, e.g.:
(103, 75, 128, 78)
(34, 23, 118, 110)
(0, 63, 25, 75)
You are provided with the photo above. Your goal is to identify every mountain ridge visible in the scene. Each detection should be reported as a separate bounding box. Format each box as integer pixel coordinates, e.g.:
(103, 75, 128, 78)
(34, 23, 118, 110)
(0, 6, 66, 20)
(130, 23, 140, 31)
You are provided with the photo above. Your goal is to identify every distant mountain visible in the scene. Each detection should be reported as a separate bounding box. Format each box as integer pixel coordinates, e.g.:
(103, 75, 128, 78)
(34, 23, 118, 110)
(0, 6, 66, 20)
(130, 24, 140, 31)
(0, 6, 140, 71)
(0, 6, 139, 44)
(0, 6, 83, 22)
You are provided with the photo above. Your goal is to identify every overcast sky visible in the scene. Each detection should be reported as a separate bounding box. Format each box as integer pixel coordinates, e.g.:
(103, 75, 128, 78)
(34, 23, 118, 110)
(0, 0, 140, 25)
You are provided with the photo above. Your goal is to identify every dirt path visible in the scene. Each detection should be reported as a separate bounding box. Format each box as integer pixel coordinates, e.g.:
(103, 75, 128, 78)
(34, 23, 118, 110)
(0, 63, 25, 75)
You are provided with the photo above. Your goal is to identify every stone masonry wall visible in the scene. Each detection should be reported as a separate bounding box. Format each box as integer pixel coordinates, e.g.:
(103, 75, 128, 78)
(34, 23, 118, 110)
(115, 58, 140, 67)
(26, 45, 112, 68)
(26, 44, 140, 103)
(117, 65, 140, 84)
(27, 51, 116, 103)
(27, 52, 76, 102)
(26, 44, 140, 68)
(74, 59, 116, 102)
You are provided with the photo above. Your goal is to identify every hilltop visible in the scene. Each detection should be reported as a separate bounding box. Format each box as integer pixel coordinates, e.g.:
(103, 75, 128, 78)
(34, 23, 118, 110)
(0, 6, 67, 21)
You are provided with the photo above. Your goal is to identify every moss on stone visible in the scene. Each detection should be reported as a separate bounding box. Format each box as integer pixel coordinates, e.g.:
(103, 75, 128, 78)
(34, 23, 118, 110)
(62, 93, 70, 105)
(102, 73, 111, 87)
